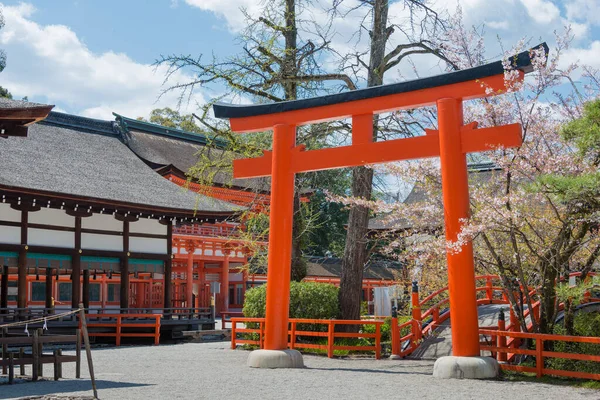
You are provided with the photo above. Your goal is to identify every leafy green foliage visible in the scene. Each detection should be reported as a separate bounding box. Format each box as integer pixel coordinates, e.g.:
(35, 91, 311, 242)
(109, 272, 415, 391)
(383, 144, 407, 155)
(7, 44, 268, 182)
(243, 281, 340, 319)
(550, 311, 600, 374)
(562, 99, 600, 166)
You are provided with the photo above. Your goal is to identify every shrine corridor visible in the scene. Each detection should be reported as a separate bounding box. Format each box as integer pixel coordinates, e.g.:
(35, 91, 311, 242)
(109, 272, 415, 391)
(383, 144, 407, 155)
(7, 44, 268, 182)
(1, 342, 593, 400)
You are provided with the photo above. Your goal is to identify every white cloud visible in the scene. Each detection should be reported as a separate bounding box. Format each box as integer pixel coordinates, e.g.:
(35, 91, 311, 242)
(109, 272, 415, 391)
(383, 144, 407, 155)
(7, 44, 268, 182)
(0, 3, 204, 119)
(184, 0, 264, 31)
(487, 20, 510, 30)
(565, 0, 600, 25)
(519, 0, 560, 24)
(562, 41, 600, 70)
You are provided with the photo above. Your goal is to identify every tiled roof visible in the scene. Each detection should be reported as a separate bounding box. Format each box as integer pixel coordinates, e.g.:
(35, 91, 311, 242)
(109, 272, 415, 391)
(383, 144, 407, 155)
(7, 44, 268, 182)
(0, 112, 243, 216)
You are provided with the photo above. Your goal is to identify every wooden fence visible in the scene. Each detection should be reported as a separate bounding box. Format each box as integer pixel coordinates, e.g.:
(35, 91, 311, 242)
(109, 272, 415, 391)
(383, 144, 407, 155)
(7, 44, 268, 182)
(1, 328, 81, 383)
(84, 314, 161, 346)
(480, 329, 600, 381)
(231, 318, 383, 359)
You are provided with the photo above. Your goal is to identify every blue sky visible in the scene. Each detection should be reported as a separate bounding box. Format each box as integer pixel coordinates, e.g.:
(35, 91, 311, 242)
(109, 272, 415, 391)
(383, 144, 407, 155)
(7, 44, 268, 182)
(1, 0, 599, 120)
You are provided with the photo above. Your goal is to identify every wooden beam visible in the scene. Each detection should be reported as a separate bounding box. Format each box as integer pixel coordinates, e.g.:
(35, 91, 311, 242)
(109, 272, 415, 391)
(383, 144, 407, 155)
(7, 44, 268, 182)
(1, 266, 7, 310)
(17, 210, 28, 309)
(164, 220, 173, 313)
(228, 74, 515, 133)
(233, 123, 523, 179)
(71, 216, 82, 309)
(120, 221, 130, 310)
(45, 268, 53, 310)
(82, 269, 90, 310)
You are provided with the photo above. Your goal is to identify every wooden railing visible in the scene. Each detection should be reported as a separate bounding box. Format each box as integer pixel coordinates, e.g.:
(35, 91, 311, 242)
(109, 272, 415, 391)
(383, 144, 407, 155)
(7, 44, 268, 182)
(84, 314, 161, 346)
(221, 311, 244, 329)
(1, 328, 81, 383)
(480, 328, 600, 381)
(231, 318, 383, 359)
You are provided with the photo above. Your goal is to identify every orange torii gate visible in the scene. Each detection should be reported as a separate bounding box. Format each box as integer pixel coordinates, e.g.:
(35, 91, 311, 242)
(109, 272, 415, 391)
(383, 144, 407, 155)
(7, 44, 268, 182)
(214, 43, 547, 376)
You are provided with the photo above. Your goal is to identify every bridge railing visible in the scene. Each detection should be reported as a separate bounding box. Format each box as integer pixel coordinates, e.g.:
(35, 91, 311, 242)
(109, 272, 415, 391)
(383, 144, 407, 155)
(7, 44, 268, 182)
(480, 328, 600, 381)
(230, 317, 383, 359)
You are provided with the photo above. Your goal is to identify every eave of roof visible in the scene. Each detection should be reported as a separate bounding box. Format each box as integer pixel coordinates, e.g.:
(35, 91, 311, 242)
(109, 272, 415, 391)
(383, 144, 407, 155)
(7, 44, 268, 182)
(114, 112, 228, 149)
(213, 43, 548, 120)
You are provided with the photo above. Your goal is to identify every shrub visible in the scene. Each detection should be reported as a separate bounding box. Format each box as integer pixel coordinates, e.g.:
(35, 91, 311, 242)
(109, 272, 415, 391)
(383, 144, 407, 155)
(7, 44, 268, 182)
(243, 281, 340, 319)
(549, 311, 600, 374)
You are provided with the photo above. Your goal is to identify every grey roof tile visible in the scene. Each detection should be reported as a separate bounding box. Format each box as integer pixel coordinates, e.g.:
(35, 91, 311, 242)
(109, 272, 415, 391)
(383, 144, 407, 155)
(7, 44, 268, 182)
(0, 112, 243, 215)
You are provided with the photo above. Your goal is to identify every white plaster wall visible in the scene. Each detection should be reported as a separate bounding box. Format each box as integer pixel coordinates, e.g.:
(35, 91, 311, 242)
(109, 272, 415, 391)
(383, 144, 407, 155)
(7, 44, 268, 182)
(82, 214, 123, 232)
(0, 203, 21, 222)
(129, 237, 167, 254)
(82, 233, 123, 251)
(28, 228, 74, 248)
(130, 219, 167, 235)
(0, 226, 20, 244)
(204, 249, 213, 256)
(29, 208, 74, 227)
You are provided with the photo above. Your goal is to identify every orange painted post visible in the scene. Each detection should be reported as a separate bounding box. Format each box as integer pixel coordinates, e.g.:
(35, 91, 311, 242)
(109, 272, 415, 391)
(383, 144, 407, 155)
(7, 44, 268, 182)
(231, 320, 237, 349)
(497, 309, 507, 362)
(221, 251, 230, 313)
(154, 315, 161, 346)
(186, 241, 194, 310)
(290, 321, 296, 349)
(437, 98, 480, 357)
(263, 124, 296, 350)
(327, 320, 335, 358)
(536, 338, 544, 378)
(411, 281, 422, 342)
(116, 315, 122, 347)
(390, 315, 400, 358)
(486, 277, 493, 303)
(259, 319, 265, 349)
(375, 322, 381, 360)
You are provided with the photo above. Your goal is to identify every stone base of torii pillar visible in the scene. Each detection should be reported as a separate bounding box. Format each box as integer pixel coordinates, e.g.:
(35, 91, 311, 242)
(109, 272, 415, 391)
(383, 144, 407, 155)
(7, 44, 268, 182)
(247, 349, 304, 369)
(433, 356, 499, 379)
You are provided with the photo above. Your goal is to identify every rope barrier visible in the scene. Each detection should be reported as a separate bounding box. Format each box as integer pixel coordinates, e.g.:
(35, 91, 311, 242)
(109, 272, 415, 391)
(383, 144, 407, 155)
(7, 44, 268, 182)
(0, 308, 82, 329)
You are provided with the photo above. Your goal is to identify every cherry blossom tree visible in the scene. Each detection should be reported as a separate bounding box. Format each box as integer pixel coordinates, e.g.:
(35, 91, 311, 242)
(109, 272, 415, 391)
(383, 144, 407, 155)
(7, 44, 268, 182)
(333, 11, 600, 335)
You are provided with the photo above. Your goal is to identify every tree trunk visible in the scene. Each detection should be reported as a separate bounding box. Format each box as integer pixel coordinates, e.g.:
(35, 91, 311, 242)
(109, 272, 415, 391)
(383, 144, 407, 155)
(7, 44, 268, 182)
(280, 0, 306, 282)
(339, 0, 388, 323)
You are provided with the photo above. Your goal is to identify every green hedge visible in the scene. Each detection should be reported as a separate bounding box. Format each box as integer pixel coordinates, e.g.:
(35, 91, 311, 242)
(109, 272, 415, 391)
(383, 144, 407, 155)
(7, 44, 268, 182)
(243, 281, 340, 319)
(549, 311, 600, 374)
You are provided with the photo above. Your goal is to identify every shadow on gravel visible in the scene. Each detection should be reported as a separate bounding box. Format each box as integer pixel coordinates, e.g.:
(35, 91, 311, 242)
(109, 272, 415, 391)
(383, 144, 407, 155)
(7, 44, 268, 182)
(307, 367, 431, 375)
(1, 379, 152, 398)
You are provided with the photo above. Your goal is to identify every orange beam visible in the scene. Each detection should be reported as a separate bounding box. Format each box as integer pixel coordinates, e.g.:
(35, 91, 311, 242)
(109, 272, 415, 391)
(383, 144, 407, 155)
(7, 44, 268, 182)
(233, 123, 522, 179)
(229, 74, 514, 133)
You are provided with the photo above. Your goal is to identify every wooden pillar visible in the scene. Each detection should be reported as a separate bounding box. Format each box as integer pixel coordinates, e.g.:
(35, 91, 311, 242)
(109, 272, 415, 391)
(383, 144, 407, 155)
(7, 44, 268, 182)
(221, 250, 230, 313)
(82, 269, 90, 310)
(437, 98, 480, 357)
(72, 216, 82, 309)
(198, 261, 205, 307)
(186, 241, 195, 309)
(264, 124, 296, 350)
(164, 220, 173, 311)
(120, 220, 130, 310)
(1, 266, 8, 310)
(45, 268, 53, 309)
(17, 210, 28, 310)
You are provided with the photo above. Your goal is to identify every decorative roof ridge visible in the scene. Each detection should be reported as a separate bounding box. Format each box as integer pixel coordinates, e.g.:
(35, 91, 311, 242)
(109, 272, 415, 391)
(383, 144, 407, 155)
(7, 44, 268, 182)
(113, 112, 228, 149)
(41, 111, 118, 136)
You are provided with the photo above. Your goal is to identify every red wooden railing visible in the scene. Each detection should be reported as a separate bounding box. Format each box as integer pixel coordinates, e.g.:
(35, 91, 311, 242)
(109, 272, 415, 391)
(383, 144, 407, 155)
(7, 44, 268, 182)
(480, 329, 600, 381)
(231, 318, 383, 359)
(83, 314, 161, 346)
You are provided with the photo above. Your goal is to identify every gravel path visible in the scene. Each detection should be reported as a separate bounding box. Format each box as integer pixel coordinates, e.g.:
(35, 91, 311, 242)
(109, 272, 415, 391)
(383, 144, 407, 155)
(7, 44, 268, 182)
(1, 342, 598, 400)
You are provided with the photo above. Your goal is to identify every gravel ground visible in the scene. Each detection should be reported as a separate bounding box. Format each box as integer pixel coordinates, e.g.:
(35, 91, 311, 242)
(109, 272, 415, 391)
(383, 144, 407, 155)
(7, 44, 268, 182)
(1, 342, 598, 400)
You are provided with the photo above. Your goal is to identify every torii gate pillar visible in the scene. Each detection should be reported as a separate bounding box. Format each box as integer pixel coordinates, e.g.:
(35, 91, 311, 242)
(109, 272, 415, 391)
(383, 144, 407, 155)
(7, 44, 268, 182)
(246, 124, 304, 368)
